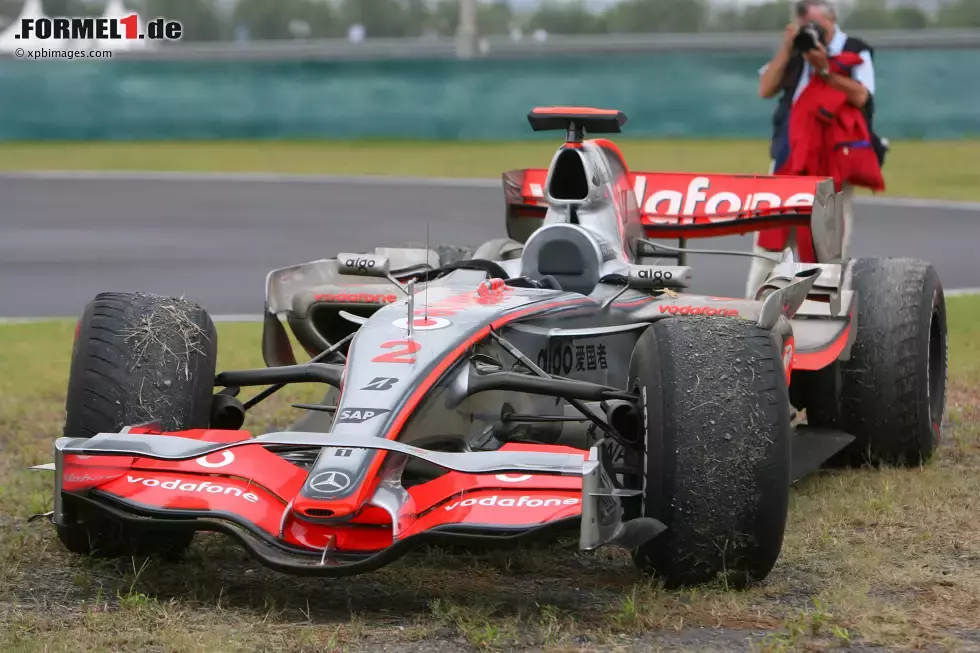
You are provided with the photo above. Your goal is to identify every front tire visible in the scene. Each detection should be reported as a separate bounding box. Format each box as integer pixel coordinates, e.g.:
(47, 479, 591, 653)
(629, 317, 792, 588)
(58, 292, 218, 558)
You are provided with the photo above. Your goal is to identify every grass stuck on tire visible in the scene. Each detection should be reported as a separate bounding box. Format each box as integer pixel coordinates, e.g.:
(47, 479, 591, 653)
(629, 316, 791, 590)
(800, 258, 948, 468)
(1, 297, 979, 652)
(65, 292, 217, 436)
(59, 292, 217, 558)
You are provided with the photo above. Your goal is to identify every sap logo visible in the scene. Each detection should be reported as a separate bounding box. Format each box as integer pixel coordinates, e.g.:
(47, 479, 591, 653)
(335, 408, 391, 424)
(444, 495, 580, 511)
(125, 476, 259, 503)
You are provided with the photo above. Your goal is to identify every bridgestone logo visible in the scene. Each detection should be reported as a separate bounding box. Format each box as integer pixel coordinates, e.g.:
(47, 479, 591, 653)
(444, 495, 580, 511)
(659, 305, 739, 317)
(126, 475, 259, 503)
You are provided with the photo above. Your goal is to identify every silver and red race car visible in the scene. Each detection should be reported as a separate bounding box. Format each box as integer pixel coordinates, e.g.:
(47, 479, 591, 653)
(35, 107, 947, 588)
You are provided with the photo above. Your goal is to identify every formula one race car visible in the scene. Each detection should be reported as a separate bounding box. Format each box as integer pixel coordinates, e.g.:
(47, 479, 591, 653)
(35, 107, 948, 589)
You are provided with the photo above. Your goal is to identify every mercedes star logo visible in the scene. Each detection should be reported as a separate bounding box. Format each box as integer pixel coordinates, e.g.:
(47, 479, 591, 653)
(308, 471, 353, 494)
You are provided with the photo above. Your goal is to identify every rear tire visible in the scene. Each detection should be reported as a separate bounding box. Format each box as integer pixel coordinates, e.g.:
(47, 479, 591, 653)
(58, 292, 218, 558)
(629, 317, 792, 588)
(802, 258, 947, 467)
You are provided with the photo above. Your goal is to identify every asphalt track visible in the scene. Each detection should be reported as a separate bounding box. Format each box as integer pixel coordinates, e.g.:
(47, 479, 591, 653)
(0, 172, 977, 319)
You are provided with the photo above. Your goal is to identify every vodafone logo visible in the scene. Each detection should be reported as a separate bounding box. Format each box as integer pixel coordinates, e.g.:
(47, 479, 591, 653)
(637, 177, 814, 224)
(526, 174, 816, 223)
(315, 292, 397, 304)
(125, 475, 259, 503)
(197, 451, 234, 468)
(392, 316, 451, 331)
(65, 472, 118, 484)
(659, 305, 739, 317)
(783, 341, 795, 371)
(444, 494, 580, 511)
(496, 474, 532, 483)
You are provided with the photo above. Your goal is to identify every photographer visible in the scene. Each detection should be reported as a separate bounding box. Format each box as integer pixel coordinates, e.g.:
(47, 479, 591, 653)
(746, 0, 884, 299)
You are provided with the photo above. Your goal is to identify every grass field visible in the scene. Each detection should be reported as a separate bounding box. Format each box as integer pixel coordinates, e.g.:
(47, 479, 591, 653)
(1, 295, 979, 652)
(2, 139, 979, 202)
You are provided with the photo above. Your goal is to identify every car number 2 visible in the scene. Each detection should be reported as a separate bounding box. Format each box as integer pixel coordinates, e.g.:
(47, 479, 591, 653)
(372, 340, 422, 364)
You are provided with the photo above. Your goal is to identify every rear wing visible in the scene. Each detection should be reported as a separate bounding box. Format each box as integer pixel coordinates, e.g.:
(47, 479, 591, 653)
(503, 169, 844, 263)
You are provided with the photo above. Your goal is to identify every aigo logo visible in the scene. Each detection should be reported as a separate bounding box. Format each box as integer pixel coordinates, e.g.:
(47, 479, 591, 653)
(346, 258, 376, 273)
(637, 268, 674, 282)
(337, 253, 389, 277)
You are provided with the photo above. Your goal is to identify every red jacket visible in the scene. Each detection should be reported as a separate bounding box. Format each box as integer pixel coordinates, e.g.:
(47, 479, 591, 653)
(759, 52, 885, 258)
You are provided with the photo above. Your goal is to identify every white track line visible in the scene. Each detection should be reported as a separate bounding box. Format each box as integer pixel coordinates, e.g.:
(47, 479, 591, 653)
(0, 314, 265, 324)
(856, 196, 980, 212)
(947, 288, 980, 297)
(0, 169, 499, 188)
(1, 169, 979, 210)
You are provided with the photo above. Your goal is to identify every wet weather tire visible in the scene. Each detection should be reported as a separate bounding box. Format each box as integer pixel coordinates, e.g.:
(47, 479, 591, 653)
(57, 292, 218, 559)
(803, 258, 947, 467)
(629, 317, 792, 588)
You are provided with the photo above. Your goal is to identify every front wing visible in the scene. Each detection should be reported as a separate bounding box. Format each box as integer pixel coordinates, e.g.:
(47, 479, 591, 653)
(39, 429, 664, 576)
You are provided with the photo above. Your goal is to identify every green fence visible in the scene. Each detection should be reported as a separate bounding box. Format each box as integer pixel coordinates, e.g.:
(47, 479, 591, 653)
(0, 50, 976, 141)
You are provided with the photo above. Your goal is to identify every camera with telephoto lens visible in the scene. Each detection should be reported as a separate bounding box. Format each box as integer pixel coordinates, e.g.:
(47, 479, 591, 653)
(793, 21, 827, 52)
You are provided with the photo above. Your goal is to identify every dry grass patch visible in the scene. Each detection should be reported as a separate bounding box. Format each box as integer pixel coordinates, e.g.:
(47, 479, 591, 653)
(1, 295, 978, 652)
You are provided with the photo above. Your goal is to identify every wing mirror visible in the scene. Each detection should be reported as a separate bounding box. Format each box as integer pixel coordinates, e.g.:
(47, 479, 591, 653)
(626, 265, 693, 290)
(337, 253, 391, 278)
